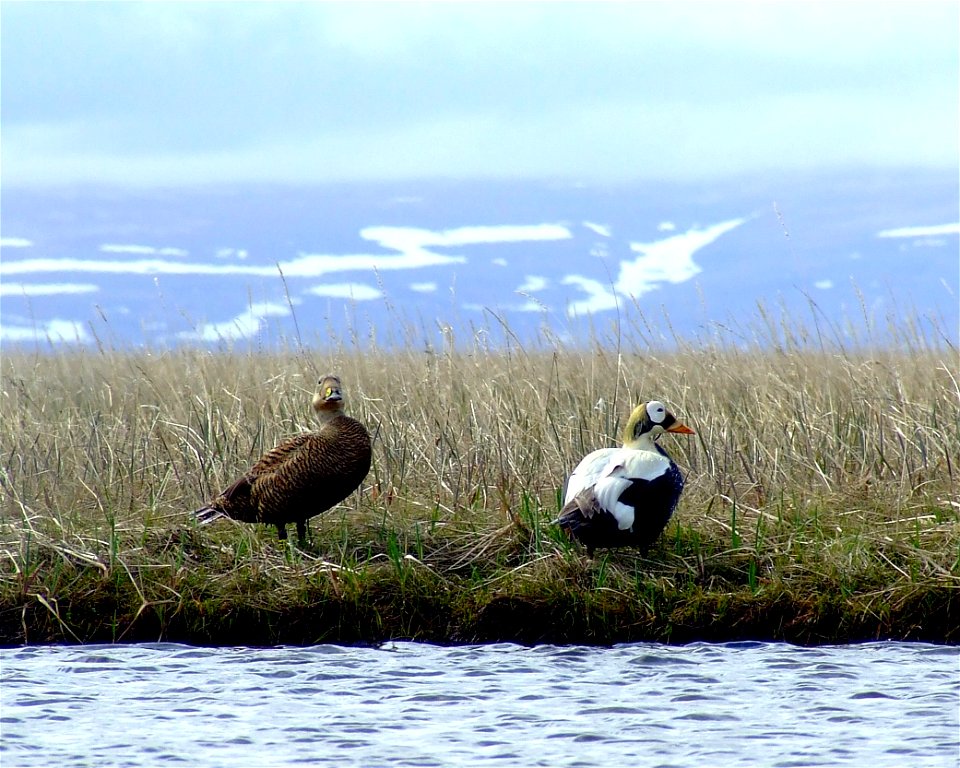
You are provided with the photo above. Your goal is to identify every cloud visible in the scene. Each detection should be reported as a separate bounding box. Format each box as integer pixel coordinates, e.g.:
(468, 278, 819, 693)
(7, 89, 956, 186)
(2, 3, 955, 186)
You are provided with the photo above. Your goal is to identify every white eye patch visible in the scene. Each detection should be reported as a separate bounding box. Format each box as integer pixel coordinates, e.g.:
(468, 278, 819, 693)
(646, 401, 667, 423)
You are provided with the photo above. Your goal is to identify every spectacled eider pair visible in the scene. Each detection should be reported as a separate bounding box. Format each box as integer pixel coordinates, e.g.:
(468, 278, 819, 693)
(558, 400, 694, 556)
(194, 375, 372, 544)
(193, 379, 691, 557)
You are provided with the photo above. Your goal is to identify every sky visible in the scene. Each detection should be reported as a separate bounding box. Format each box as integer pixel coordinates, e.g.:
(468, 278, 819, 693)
(1, 1, 958, 187)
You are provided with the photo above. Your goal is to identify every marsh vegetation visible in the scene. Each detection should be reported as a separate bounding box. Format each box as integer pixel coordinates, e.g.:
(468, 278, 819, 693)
(1, 307, 957, 645)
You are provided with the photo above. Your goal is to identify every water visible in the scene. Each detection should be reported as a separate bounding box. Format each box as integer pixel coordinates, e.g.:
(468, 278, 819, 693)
(1, 641, 957, 768)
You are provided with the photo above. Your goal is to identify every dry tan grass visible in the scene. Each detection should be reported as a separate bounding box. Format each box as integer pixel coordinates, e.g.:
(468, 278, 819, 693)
(1, 310, 957, 644)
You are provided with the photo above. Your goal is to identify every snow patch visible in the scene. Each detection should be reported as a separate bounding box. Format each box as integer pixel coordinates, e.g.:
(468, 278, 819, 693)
(583, 221, 611, 237)
(0, 282, 99, 296)
(306, 283, 382, 300)
(363, 223, 571, 249)
(100, 244, 189, 257)
(517, 275, 549, 293)
(0, 237, 33, 248)
(562, 218, 745, 317)
(178, 302, 292, 342)
(6, 224, 569, 280)
(0, 318, 92, 344)
(562, 275, 620, 316)
(876, 223, 959, 238)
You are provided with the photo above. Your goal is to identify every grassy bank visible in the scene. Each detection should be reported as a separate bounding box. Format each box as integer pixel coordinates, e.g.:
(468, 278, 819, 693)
(1, 319, 958, 646)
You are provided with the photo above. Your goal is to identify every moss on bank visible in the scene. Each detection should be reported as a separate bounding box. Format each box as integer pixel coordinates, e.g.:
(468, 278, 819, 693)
(3, 510, 957, 646)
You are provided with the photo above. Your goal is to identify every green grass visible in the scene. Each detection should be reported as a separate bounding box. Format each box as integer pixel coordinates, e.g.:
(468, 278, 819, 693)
(1, 306, 958, 646)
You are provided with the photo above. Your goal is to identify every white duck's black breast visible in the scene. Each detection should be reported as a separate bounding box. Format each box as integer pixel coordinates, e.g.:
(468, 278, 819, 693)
(616, 459, 685, 534)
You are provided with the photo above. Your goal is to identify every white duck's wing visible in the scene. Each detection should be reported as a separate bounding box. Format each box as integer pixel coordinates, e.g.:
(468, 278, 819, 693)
(588, 449, 672, 531)
(564, 447, 619, 503)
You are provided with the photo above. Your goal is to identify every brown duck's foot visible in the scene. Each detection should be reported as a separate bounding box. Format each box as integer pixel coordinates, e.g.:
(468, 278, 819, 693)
(276, 524, 289, 541)
(296, 520, 309, 545)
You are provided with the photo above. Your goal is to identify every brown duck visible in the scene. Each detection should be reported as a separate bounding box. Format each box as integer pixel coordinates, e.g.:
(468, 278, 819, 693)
(193, 374, 372, 543)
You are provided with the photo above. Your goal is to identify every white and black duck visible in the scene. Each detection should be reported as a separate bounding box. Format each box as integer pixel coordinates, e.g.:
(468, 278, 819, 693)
(557, 400, 694, 555)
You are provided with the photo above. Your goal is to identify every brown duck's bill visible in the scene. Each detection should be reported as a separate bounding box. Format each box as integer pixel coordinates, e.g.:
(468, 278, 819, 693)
(667, 422, 695, 434)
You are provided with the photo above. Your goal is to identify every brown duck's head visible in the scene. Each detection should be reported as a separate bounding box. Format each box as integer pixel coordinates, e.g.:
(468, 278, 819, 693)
(312, 374, 345, 414)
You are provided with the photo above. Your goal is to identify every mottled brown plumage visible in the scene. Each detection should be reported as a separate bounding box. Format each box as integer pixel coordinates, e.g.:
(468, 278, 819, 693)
(193, 375, 372, 543)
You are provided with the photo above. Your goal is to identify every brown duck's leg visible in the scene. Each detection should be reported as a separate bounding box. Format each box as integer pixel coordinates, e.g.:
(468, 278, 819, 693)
(276, 523, 288, 540)
(296, 519, 308, 544)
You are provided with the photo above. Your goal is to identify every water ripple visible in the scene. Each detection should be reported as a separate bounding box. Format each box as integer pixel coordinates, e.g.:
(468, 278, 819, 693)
(1, 641, 957, 768)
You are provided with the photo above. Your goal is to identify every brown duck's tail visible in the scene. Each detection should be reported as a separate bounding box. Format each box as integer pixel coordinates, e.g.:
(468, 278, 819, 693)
(193, 504, 225, 526)
(193, 476, 251, 525)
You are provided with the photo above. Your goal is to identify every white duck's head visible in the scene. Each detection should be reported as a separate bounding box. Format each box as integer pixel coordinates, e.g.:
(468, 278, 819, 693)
(622, 400, 694, 449)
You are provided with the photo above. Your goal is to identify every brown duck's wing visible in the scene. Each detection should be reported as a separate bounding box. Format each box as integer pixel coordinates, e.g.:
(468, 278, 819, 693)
(246, 433, 315, 478)
(249, 417, 372, 518)
(206, 434, 311, 524)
